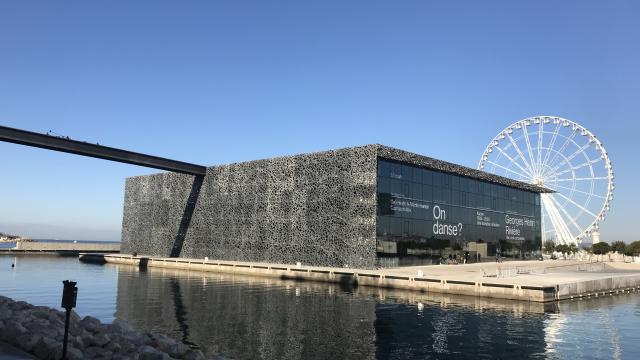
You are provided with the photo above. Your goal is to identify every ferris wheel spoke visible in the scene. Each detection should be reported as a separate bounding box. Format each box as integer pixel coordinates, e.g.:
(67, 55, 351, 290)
(521, 123, 538, 175)
(541, 146, 575, 179)
(551, 177, 609, 182)
(500, 141, 534, 176)
(506, 133, 536, 175)
(542, 122, 562, 169)
(554, 192, 597, 218)
(485, 160, 531, 180)
(492, 146, 534, 178)
(547, 141, 594, 175)
(548, 183, 605, 199)
(544, 128, 577, 173)
(548, 194, 588, 235)
(536, 120, 544, 175)
(552, 158, 601, 178)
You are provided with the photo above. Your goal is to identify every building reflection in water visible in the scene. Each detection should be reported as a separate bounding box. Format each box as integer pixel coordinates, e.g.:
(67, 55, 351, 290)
(114, 266, 554, 359)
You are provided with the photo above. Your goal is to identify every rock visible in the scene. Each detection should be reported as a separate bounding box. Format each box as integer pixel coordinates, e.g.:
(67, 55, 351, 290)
(32, 309, 50, 319)
(112, 355, 136, 360)
(183, 349, 206, 360)
(48, 310, 63, 321)
(16, 333, 42, 352)
(92, 332, 111, 347)
(0, 306, 12, 320)
(139, 345, 169, 360)
(105, 339, 122, 353)
(0, 321, 7, 342)
(72, 334, 85, 349)
(80, 315, 102, 333)
(69, 310, 81, 323)
(93, 351, 114, 360)
(33, 336, 61, 360)
(170, 342, 191, 358)
(66, 346, 85, 360)
(69, 320, 86, 337)
(81, 333, 95, 348)
(109, 318, 134, 334)
(47, 312, 65, 328)
(1, 296, 209, 360)
(3, 319, 28, 342)
(116, 336, 138, 353)
(151, 333, 180, 355)
(49, 317, 64, 330)
(26, 317, 51, 332)
(84, 346, 103, 359)
(11, 300, 31, 311)
(10, 319, 28, 334)
(122, 331, 152, 347)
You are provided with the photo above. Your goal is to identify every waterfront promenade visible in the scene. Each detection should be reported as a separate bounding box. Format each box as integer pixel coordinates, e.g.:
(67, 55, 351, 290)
(80, 254, 640, 303)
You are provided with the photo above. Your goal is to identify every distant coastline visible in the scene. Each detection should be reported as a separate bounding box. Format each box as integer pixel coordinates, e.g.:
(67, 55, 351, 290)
(0, 232, 33, 243)
(34, 239, 121, 244)
(1, 233, 120, 244)
(0, 238, 120, 251)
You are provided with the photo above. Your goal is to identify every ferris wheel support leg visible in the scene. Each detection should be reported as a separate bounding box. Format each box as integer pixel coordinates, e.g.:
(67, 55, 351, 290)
(542, 194, 576, 245)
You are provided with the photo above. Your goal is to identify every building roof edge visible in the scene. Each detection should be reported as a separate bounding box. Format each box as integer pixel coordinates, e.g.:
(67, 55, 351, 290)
(375, 144, 553, 193)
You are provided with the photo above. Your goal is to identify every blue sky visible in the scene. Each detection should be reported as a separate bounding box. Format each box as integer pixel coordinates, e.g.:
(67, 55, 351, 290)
(1, 1, 638, 242)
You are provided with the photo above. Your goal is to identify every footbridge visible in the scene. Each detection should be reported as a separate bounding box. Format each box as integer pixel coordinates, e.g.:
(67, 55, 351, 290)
(1, 124, 206, 256)
(0, 125, 206, 176)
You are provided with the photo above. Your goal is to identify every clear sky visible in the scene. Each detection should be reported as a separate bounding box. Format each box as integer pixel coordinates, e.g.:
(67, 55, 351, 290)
(0, 1, 638, 242)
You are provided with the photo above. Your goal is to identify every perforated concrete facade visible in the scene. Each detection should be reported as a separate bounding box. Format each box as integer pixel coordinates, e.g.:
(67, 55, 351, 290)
(121, 145, 379, 268)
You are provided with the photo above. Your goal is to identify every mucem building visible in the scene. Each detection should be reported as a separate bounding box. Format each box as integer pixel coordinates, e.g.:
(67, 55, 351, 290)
(121, 144, 548, 268)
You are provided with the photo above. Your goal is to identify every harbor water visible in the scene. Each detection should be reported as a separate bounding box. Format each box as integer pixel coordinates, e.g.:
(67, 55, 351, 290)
(1, 254, 639, 359)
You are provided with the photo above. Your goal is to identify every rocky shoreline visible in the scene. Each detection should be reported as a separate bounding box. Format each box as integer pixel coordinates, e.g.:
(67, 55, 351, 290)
(0, 296, 221, 360)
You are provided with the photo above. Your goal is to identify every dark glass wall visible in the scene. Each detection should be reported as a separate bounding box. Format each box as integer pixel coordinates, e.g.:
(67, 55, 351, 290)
(376, 158, 542, 266)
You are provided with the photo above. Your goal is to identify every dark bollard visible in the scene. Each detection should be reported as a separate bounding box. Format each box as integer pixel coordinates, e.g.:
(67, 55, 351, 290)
(138, 257, 148, 271)
(60, 280, 78, 360)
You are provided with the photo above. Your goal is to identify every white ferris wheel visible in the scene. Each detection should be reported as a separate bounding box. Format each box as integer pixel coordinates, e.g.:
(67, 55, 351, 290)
(478, 116, 614, 245)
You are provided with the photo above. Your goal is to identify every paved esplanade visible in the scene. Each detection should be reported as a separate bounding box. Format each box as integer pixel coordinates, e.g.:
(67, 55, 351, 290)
(83, 254, 640, 303)
(389, 260, 640, 286)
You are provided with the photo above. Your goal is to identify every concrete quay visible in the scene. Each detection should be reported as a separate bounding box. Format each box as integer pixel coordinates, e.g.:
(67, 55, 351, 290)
(1, 241, 119, 254)
(79, 253, 640, 303)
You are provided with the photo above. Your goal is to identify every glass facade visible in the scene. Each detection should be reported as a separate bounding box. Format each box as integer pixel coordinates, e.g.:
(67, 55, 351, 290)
(376, 158, 542, 266)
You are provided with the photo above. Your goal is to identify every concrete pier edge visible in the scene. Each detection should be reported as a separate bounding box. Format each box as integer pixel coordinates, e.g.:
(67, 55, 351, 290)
(79, 253, 640, 303)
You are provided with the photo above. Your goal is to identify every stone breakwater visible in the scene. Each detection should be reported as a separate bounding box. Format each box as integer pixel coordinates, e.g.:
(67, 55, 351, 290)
(0, 296, 220, 360)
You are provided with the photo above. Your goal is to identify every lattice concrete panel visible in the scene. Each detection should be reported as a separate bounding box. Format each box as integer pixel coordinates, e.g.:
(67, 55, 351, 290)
(121, 172, 195, 256)
(121, 145, 379, 268)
